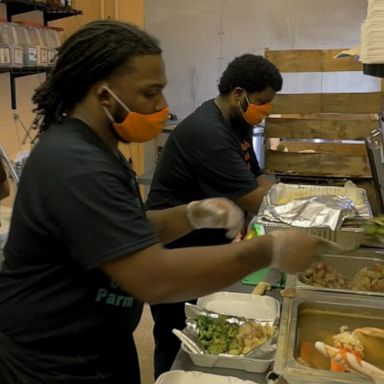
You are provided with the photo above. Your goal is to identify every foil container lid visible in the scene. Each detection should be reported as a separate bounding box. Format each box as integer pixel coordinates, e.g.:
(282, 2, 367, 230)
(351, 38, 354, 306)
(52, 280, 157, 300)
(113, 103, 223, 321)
(261, 194, 357, 231)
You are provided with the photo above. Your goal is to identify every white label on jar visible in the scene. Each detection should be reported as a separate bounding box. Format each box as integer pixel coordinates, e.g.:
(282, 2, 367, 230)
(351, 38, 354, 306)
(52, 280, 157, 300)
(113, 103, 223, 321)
(48, 50, 56, 65)
(0, 48, 11, 65)
(40, 48, 49, 64)
(14, 48, 23, 65)
(28, 47, 37, 63)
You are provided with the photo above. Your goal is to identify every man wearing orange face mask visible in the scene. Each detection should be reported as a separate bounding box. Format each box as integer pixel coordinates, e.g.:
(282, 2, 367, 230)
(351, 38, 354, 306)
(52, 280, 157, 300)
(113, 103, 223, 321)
(0, 22, 321, 384)
(146, 54, 283, 378)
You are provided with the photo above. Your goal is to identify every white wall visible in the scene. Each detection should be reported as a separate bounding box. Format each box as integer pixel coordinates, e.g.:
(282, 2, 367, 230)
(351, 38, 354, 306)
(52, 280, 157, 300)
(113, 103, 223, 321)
(144, 0, 378, 119)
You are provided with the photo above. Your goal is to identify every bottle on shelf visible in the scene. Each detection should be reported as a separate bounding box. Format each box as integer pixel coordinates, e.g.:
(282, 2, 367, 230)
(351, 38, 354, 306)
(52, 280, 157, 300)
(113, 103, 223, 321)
(35, 25, 50, 67)
(7, 23, 24, 68)
(13, 23, 38, 67)
(0, 21, 11, 68)
(0, 20, 13, 68)
(44, 26, 62, 66)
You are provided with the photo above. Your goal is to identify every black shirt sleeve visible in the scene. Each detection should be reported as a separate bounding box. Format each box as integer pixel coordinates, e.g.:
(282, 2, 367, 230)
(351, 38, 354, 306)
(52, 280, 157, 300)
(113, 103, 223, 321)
(47, 168, 158, 270)
(190, 137, 258, 199)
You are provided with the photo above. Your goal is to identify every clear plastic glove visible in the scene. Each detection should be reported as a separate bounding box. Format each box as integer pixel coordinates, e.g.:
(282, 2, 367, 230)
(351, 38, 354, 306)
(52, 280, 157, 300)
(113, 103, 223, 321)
(187, 198, 244, 239)
(268, 230, 321, 274)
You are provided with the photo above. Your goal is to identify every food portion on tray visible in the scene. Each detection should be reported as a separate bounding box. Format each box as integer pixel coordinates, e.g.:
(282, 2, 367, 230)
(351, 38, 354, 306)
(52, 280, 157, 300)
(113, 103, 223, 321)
(193, 314, 274, 356)
(299, 261, 384, 292)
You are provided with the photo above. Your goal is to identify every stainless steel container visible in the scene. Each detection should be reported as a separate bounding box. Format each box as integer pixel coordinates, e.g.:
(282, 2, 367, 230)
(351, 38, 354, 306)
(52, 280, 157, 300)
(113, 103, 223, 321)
(293, 249, 384, 297)
(274, 289, 384, 384)
(255, 183, 372, 250)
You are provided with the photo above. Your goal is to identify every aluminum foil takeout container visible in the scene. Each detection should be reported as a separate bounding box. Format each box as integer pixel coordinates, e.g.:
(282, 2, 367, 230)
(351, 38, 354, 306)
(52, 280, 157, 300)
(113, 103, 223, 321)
(254, 183, 372, 250)
(179, 293, 280, 373)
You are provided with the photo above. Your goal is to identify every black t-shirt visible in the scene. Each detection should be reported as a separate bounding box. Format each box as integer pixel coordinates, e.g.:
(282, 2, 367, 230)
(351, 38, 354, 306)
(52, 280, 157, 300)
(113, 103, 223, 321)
(146, 99, 262, 247)
(0, 118, 158, 378)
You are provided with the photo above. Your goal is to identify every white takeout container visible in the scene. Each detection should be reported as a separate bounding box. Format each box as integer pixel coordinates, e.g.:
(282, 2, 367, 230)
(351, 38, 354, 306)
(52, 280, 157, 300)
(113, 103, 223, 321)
(181, 344, 275, 373)
(155, 370, 259, 384)
(196, 292, 280, 321)
(182, 292, 280, 373)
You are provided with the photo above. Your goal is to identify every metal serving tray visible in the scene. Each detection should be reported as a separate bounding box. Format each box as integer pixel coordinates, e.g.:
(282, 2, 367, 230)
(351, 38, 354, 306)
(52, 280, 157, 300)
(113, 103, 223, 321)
(274, 290, 384, 384)
(255, 183, 372, 250)
(293, 249, 384, 297)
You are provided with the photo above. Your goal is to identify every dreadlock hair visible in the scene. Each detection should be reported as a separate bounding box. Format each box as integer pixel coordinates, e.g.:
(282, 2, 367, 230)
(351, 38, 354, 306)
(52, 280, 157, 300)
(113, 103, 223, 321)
(32, 20, 161, 133)
(218, 54, 282, 96)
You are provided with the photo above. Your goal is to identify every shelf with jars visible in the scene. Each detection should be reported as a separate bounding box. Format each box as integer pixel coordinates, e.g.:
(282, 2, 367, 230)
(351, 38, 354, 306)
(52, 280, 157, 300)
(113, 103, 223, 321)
(0, 0, 81, 109)
(0, 0, 81, 23)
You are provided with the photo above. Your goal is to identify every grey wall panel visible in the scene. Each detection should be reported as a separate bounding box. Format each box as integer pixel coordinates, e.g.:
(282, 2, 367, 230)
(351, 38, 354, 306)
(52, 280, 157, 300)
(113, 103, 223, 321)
(145, 0, 372, 119)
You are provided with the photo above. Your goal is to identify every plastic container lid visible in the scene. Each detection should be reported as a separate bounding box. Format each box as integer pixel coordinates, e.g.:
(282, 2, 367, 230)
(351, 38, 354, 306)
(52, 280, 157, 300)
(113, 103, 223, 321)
(13, 23, 27, 46)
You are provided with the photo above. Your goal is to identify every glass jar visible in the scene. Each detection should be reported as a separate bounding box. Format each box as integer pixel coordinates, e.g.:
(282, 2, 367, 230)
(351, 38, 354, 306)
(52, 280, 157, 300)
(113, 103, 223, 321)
(4, 22, 23, 67)
(14, 23, 37, 67)
(0, 22, 12, 68)
(44, 27, 61, 66)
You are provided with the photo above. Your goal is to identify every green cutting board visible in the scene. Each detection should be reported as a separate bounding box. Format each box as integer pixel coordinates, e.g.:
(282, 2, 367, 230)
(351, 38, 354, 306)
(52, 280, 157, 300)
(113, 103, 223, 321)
(242, 268, 285, 288)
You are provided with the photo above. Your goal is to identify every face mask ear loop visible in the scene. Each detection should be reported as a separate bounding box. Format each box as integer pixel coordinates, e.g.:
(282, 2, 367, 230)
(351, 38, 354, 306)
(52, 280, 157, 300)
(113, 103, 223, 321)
(102, 105, 116, 124)
(238, 91, 250, 113)
(244, 93, 252, 106)
(101, 85, 132, 113)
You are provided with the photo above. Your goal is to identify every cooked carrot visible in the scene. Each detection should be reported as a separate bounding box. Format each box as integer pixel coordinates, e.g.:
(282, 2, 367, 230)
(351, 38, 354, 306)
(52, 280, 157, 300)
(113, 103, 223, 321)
(300, 341, 313, 363)
(331, 358, 346, 372)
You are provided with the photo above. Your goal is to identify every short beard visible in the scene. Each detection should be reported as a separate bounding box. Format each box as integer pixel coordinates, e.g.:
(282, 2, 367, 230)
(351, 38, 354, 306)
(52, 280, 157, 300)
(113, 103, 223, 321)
(230, 109, 252, 135)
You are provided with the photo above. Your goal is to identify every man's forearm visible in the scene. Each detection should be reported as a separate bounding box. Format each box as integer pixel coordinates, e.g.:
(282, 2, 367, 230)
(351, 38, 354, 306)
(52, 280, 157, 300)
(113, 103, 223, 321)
(146, 205, 193, 244)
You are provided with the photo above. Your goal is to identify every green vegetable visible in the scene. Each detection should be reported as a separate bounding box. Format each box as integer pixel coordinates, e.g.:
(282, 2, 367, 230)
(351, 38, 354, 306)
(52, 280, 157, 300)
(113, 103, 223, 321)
(195, 315, 242, 355)
(363, 216, 384, 237)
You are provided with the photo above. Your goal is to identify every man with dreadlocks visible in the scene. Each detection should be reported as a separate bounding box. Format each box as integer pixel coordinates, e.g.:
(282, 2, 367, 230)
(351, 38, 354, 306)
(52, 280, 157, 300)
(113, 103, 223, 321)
(0, 20, 320, 384)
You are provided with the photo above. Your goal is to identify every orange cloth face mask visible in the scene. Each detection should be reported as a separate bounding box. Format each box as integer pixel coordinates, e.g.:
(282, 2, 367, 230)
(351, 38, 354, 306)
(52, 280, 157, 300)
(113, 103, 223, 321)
(102, 85, 169, 143)
(240, 93, 272, 125)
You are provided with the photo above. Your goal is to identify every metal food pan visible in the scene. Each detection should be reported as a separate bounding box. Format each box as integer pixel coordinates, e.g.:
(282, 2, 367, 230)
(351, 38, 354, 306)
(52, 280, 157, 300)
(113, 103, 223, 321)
(265, 183, 372, 218)
(295, 301, 384, 371)
(257, 220, 364, 250)
(274, 289, 384, 384)
(255, 183, 372, 250)
(295, 252, 384, 297)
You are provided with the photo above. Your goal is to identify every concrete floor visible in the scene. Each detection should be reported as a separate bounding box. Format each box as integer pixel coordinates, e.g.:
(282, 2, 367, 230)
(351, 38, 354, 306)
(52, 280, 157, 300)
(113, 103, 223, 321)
(134, 304, 155, 384)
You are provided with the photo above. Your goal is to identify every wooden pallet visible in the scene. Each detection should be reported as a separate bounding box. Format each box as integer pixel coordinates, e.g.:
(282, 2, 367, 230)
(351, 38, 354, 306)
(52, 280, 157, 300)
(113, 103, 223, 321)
(264, 48, 383, 179)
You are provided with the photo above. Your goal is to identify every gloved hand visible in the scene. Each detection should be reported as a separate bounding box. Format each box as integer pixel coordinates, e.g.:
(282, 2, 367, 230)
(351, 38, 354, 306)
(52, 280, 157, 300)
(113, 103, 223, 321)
(187, 198, 244, 239)
(267, 230, 321, 274)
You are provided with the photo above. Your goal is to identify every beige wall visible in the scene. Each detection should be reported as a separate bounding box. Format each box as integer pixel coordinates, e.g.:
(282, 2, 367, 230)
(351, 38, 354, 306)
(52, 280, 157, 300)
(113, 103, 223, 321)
(0, 0, 145, 207)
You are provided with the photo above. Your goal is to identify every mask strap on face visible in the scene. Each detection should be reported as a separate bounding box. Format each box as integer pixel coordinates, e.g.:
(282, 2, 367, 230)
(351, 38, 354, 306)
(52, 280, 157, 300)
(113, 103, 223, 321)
(102, 105, 115, 124)
(238, 90, 251, 112)
(101, 85, 132, 113)
(244, 93, 252, 106)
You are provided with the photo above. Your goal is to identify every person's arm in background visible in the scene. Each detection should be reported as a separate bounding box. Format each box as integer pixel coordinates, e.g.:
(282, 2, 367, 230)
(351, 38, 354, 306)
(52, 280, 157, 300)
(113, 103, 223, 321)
(0, 160, 10, 201)
(146, 197, 243, 244)
(232, 174, 274, 214)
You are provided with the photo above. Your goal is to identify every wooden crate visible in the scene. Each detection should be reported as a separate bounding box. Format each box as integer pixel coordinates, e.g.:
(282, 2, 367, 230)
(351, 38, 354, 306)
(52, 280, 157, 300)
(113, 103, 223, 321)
(264, 48, 383, 179)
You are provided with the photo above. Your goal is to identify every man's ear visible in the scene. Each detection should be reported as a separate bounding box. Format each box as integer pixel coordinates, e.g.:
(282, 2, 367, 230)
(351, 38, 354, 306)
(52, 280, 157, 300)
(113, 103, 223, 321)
(95, 84, 111, 107)
(232, 87, 245, 102)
